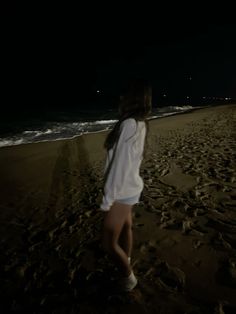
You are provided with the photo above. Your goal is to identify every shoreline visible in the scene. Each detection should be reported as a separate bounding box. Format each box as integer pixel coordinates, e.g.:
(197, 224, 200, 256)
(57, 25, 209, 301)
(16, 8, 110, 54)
(0, 103, 232, 150)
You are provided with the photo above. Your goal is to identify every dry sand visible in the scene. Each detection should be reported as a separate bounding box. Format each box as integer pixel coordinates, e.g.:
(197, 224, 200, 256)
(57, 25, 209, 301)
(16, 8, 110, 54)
(0, 104, 236, 313)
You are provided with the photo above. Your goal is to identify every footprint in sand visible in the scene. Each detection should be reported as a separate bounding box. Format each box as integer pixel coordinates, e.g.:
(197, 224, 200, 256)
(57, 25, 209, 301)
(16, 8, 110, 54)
(159, 162, 197, 193)
(143, 261, 186, 293)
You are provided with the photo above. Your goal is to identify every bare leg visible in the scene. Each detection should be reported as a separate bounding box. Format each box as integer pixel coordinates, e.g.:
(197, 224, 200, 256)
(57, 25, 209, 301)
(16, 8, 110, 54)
(102, 202, 132, 277)
(119, 210, 133, 259)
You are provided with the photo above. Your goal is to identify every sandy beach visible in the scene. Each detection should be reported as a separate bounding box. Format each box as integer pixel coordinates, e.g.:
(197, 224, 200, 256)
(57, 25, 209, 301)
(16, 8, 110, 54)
(0, 104, 236, 313)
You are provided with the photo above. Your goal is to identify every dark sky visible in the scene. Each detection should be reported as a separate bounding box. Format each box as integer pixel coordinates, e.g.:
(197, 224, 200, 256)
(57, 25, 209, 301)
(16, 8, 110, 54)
(95, 23, 236, 99)
(2, 16, 236, 111)
(99, 27, 235, 93)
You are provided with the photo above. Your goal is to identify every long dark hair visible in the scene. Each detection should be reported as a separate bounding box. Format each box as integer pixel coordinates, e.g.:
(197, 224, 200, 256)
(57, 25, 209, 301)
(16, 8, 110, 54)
(104, 79, 152, 151)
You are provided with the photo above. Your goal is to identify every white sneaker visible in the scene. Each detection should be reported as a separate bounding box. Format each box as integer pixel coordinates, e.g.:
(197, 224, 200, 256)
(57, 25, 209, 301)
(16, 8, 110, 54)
(118, 270, 138, 292)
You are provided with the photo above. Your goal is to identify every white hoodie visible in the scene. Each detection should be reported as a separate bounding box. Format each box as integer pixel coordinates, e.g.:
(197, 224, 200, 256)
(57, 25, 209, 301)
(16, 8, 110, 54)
(100, 118, 146, 211)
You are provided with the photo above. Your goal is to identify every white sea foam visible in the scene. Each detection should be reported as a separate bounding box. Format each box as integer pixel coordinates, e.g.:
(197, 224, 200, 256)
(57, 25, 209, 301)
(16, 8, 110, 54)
(0, 138, 25, 148)
(155, 105, 194, 113)
(0, 105, 206, 148)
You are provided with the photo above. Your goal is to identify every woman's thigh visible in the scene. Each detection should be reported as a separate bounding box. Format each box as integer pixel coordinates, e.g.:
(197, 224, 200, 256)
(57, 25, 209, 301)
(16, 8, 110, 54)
(103, 202, 132, 243)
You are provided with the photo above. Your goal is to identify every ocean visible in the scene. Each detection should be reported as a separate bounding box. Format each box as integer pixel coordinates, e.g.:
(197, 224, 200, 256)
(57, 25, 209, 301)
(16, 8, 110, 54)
(0, 105, 209, 148)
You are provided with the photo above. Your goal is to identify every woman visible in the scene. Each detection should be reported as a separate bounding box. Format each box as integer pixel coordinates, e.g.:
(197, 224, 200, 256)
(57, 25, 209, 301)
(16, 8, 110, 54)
(99, 79, 152, 291)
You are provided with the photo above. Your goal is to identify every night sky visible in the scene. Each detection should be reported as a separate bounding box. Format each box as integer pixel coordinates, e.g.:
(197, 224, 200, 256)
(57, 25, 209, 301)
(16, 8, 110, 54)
(2, 15, 236, 113)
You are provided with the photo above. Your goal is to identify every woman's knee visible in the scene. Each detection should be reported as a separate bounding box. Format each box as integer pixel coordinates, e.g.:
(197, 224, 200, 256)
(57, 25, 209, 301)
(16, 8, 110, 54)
(124, 212, 132, 230)
(101, 203, 132, 251)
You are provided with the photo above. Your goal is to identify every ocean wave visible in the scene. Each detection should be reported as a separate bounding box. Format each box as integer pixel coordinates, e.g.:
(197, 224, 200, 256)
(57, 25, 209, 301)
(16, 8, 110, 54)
(0, 138, 25, 148)
(155, 105, 194, 113)
(0, 105, 204, 148)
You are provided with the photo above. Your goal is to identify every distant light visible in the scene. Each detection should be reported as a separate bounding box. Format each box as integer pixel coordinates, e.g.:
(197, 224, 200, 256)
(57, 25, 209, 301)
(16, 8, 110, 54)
(189, 76, 192, 80)
(186, 96, 190, 99)
(97, 90, 100, 94)
(203, 97, 206, 99)
(163, 94, 167, 97)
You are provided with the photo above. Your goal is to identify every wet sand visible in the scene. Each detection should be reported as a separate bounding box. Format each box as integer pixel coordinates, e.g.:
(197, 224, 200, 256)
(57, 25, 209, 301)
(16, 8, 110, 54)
(0, 104, 236, 313)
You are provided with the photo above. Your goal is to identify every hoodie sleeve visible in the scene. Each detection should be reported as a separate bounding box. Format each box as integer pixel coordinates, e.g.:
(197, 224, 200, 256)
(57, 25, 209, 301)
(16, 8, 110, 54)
(100, 118, 137, 211)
